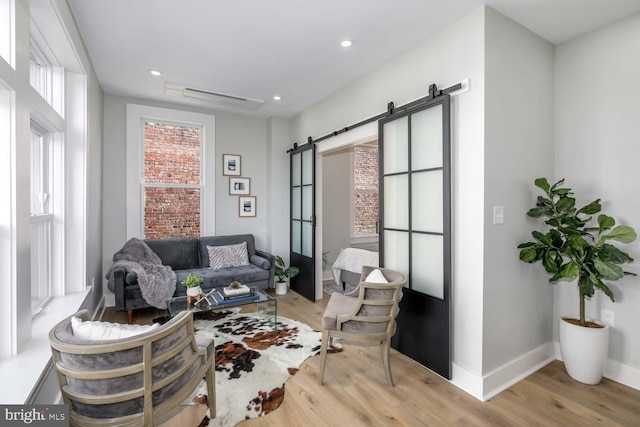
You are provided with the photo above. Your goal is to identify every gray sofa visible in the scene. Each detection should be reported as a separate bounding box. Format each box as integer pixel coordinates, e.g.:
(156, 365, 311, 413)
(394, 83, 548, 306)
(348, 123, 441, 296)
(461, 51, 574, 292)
(112, 234, 274, 322)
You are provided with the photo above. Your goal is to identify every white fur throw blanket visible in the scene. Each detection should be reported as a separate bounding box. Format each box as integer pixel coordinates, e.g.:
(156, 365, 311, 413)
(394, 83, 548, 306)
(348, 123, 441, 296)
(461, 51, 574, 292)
(105, 238, 176, 309)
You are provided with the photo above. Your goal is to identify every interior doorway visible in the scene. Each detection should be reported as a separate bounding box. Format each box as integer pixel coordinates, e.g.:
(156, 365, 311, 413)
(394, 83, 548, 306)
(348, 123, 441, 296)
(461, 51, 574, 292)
(314, 123, 379, 298)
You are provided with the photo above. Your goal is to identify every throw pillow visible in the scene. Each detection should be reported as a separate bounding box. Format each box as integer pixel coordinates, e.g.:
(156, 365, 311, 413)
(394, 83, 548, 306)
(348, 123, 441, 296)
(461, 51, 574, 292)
(364, 268, 389, 283)
(71, 317, 159, 341)
(208, 241, 250, 270)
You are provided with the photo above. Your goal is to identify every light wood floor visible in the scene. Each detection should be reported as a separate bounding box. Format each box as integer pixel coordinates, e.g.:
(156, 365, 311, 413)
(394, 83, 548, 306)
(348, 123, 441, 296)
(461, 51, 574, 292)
(103, 290, 640, 427)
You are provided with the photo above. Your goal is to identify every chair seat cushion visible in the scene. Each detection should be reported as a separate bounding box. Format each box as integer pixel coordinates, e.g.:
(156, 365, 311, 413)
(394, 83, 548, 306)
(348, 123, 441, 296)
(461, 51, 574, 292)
(322, 293, 359, 331)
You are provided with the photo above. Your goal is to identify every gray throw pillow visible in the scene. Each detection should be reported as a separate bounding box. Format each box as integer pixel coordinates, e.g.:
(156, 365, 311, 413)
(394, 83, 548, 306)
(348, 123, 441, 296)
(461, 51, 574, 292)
(207, 242, 250, 270)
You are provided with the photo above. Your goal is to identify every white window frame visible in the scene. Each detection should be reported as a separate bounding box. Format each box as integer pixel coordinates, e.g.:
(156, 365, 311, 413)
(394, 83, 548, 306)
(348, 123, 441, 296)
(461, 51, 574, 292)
(30, 122, 53, 315)
(0, 0, 89, 405)
(29, 18, 64, 116)
(142, 120, 204, 238)
(126, 104, 216, 239)
(0, 0, 15, 68)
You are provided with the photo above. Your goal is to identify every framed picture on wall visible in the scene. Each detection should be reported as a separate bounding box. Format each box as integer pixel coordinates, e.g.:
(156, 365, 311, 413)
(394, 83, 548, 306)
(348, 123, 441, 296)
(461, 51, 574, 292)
(239, 196, 256, 217)
(229, 177, 250, 195)
(223, 154, 241, 176)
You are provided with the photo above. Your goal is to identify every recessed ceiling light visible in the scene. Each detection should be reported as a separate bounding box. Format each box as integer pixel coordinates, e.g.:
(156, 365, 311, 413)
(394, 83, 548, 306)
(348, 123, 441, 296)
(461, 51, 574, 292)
(340, 40, 352, 48)
(149, 70, 162, 76)
(273, 95, 281, 101)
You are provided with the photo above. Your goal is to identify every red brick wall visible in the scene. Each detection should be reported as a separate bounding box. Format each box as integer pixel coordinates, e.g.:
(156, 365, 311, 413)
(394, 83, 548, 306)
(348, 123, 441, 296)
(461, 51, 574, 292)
(143, 123, 201, 238)
(144, 122, 200, 184)
(353, 145, 378, 235)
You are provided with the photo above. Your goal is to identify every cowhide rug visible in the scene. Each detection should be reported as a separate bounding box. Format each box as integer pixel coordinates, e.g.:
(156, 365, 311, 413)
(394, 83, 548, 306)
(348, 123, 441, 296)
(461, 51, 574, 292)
(185, 309, 342, 427)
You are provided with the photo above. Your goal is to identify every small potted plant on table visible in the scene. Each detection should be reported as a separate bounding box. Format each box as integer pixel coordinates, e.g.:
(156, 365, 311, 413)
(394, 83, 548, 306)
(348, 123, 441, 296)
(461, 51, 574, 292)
(182, 273, 204, 306)
(275, 256, 300, 295)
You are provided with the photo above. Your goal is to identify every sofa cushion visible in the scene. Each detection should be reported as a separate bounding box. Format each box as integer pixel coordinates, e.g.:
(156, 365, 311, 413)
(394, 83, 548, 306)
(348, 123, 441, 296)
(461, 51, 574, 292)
(207, 242, 250, 270)
(250, 254, 271, 270)
(145, 238, 200, 270)
(199, 235, 256, 268)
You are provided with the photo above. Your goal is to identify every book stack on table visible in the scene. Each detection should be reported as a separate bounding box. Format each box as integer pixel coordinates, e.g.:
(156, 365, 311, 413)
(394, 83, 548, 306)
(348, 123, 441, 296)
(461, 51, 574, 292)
(210, 284, 258, 305)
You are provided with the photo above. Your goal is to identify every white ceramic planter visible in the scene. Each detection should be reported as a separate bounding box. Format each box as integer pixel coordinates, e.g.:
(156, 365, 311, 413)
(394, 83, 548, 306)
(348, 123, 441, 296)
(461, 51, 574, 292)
(559, 317, 609, 385)
(186, 286, 201, 297)
(275, 281, 288, 295)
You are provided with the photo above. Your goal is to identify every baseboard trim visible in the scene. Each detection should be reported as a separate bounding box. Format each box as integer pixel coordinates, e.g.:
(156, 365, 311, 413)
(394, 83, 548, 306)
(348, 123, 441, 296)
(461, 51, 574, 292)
(554, 342, 640, 391)
(482, 342, 555, 401)
(451, 363, 483, 401)
(451, 342, 555, 402)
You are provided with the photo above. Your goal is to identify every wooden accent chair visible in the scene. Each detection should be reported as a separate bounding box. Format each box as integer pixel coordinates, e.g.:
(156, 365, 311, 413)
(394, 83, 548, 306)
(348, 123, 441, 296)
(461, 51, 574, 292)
(49, 309, 215, 427)
(319, 265, 406, 387)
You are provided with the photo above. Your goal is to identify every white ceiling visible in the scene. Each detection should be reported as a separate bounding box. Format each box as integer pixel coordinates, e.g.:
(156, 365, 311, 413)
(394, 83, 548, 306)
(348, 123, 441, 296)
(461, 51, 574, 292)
(67, 0, 640, 118)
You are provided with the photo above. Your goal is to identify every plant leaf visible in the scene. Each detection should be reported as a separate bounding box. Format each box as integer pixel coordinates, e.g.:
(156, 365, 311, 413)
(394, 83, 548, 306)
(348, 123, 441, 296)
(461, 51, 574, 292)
(532, 231, 552, 245)
(577, 199, 601, 215)
(527, 207, 552, 218)
(535, 178, 551, 193)
(597, 215, 615, 233)
(519, 247, 538, 263)
(558, 226, 581, 236)
(568, 235, 588, 255)
(559, 261, 579, 280)
(517, 242, 536, 249)
(549, 229, 564, 248)
(536, 196, 553, 207)
(599, 244, 634, 264)
(562, 216, 586, 229)
(549, 272, 564, 282)
(604, 225, 637, 243)
(594, 279, 615, 302)
(549, 178, 565, 192)
(543, 251, 559, 273)
(578, 275, 594, 298)
(545, 218, 561, 227)
(593, 258, 624, 280)
(556, 196, 576, 213)
(551, 188, 572, 196)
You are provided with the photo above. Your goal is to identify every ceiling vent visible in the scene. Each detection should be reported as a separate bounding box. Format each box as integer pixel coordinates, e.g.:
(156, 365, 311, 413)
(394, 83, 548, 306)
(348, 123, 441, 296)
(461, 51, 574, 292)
(165, 82, 264, 110)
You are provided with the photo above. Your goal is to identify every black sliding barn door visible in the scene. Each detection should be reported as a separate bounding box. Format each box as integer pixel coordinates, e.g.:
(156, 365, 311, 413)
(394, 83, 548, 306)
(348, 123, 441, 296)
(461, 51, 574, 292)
(380, 94, 452, 379)
(289, 143, 316, 301)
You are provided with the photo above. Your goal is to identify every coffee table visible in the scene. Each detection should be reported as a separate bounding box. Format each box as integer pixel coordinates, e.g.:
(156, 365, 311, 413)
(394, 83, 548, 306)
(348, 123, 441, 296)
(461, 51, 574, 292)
(166, 287, 277, 328)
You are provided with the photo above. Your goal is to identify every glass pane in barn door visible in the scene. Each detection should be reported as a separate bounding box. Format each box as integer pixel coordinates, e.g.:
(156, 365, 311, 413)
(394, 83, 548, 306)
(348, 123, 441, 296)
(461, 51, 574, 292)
(380, 94, 452, 379)
(289, 143, 316, 301)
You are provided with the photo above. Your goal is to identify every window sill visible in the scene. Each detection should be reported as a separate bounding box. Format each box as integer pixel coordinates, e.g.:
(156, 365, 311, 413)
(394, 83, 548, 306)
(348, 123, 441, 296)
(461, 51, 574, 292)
(0, 290, 89, 404)
(350, 234, 379, 244)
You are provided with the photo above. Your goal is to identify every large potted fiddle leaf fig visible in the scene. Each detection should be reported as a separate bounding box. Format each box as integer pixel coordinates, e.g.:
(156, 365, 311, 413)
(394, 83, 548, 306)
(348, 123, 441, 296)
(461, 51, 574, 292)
(518, 178, 636, 384)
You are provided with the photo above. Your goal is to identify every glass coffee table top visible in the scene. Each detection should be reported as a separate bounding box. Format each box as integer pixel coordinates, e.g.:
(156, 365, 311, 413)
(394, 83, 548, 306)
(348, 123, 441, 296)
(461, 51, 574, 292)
(166, 286, 277, 327)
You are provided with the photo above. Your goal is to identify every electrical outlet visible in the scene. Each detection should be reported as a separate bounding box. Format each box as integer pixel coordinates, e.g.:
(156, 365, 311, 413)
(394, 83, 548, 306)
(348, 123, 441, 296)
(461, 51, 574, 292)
(601, 309, 614, 327)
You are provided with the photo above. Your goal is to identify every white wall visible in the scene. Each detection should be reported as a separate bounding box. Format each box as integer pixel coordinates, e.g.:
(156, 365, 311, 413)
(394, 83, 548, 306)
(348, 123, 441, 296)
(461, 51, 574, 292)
(102, 95, 273, 298)
(483, 8, 555, 376)
(80, 64, 104, 315)
(289, 7, 486, 380)
(266, 117, 291, 267)
(322, 148, 351, 269)
(555, 12, 640, 370)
